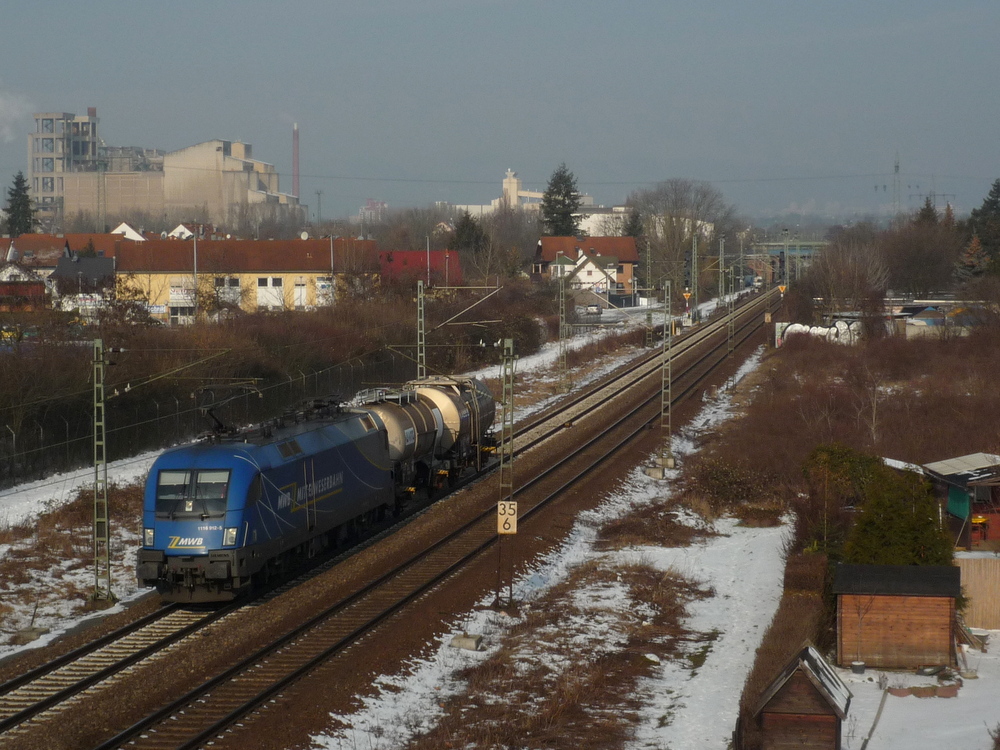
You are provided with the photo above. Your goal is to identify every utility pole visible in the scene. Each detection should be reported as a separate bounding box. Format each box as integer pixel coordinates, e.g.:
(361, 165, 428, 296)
(727, 267, 736, 357)
(645, 240, 653, 348)
(559, 275, 570, 392)
(660, 280, 674, 468)
(499, 338, 515, 510)
(718, 236, 725, 301)
(691, 231, 699, 322)
(92, 340, 114, 602)
(416, 280, 426, 379)
(192, 234, 198, 320)
(495, 338, 516, 608)
(782, 229, 789, 286)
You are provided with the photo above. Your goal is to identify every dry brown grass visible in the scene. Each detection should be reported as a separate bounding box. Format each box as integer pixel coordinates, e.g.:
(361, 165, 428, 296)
(406, 557, 710, 750)
(0, 481, 144, 636)
(597, 498, 714, 549)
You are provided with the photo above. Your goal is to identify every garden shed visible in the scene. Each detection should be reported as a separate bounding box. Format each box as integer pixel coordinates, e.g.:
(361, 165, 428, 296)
(923, 452, 1000, 549)
(751, 645, 851, 750)
(833, 563, 960, 669)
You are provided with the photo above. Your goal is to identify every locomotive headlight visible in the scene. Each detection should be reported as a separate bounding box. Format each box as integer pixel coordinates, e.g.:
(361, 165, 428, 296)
(223, 527, 238, 546)
(143, 528, 155, 547)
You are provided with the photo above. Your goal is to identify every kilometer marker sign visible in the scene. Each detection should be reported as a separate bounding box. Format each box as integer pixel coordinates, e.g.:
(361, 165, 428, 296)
(497, 501, 518, 534)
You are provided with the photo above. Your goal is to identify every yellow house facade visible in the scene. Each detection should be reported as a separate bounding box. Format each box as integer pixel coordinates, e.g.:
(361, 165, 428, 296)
(115, 238, 379, 324)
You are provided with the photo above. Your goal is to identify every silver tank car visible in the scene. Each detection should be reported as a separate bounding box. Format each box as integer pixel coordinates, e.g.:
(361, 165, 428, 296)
(410, 377, 496, 457)
(356, 389, 442, 462)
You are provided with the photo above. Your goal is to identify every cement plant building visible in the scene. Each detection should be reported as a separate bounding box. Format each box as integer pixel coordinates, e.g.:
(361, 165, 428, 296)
(27, 108, 302, 230)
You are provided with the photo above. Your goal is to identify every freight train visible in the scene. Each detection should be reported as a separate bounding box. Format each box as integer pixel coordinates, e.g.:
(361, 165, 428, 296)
(136, 377, 495, 603)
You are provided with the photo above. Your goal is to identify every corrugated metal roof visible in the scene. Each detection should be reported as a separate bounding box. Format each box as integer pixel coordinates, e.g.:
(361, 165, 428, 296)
(832, 563, 960, 598)
(752, 644, 851, 720)
(924, 453, 1000, 477)
(924, 453, 1000, 487)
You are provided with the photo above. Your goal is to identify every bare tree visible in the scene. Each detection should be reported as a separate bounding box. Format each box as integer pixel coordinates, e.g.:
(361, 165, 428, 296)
(626, 179, 737, 295)
(806, 236, 889, 315)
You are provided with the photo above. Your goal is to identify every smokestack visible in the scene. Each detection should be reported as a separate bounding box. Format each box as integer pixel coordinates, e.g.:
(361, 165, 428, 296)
(292, 122, 300, 199)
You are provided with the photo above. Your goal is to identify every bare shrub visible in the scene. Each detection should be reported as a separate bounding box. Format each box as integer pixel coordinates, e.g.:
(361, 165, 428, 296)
(732, 501, 785, 527)
(988, 722, 1000, 750)
(782, 552, 828, 593)
(597, 501, 711, 549)
(683, 457, 776, 515)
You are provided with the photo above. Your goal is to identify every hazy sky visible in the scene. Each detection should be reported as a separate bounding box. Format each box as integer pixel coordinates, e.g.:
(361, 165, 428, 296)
(2, 1, 997, 221)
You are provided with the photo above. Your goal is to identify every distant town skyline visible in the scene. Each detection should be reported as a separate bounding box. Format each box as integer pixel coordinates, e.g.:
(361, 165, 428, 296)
(2, 1, 998, 223)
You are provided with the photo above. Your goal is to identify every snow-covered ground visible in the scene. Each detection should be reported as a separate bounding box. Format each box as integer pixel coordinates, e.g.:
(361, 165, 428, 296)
(843, 648, 1000, 750)
(314, 348, 789, 749)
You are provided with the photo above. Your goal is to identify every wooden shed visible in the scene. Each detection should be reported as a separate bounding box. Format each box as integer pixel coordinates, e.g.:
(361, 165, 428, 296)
(833, 563, 960, 669)
(752, 645, 851, 750)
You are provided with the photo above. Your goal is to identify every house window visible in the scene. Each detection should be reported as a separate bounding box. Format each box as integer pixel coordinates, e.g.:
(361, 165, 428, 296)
(586, 270, 593, 277)
(271, 277, 282, 287)
(41, 177, 54, 192)
(258, 278, 267, 287)
(41, 138, 54, 153)
(41, 158, 53, 172)
(41, 118, 53, 133)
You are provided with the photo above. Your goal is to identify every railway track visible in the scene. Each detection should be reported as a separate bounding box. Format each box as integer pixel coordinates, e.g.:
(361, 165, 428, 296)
(0, 289, 777, 749)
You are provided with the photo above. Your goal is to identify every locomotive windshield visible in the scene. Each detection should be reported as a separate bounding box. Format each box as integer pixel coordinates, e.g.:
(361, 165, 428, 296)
(156, 469, 230, 517)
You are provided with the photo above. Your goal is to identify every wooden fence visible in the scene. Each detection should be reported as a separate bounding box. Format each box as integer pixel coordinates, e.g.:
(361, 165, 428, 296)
(956, 557, 1000, 629)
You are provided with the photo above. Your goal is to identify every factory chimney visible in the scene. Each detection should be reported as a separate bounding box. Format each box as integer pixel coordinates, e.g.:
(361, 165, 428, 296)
(292, 122, 300, 199)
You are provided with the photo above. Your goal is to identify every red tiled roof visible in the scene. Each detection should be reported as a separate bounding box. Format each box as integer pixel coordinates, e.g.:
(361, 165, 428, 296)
(536, 236, 639, 263)
(9, 233, 140, 261)
(379, 250, 463, 285)
(116, 238, 378, 274)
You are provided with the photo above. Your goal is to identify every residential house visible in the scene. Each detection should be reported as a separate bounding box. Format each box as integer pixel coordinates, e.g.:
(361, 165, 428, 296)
(532, 236, 639, 305)
(115, 238, 378, 324)
(0, 263, 51, 313)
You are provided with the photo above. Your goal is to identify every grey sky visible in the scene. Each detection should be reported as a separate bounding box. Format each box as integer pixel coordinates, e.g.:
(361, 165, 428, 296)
(2, 0, 997, 221)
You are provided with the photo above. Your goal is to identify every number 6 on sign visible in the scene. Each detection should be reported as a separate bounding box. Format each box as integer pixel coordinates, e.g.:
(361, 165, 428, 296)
(497, 501, 518, 534)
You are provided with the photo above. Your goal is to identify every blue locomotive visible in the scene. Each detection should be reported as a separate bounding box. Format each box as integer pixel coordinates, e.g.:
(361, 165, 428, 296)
(136, 377, 495, 602)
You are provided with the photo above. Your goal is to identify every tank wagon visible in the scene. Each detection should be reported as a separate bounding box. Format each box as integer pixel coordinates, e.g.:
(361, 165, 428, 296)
(137, 377, 495, 602)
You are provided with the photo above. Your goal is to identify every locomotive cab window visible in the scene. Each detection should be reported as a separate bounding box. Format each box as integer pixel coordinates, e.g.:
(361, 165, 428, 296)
(156, 469, 230, 517)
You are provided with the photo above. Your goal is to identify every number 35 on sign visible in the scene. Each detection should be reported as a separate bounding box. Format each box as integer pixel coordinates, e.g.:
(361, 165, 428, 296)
(497, 501, 518, 534)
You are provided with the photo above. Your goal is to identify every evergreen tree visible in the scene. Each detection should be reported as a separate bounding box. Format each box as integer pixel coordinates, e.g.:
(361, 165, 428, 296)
(4, 171, 35, 237)
(942, 203, 955, 229)
(449, 211, 485, 254)
(541, 163, 581, 237)
(842, 465, 952, 566)
(622, 208, 643, 238)
(955, 235, 988, 283)
(968, 178, 1000, 263)
(915, 197, 938, 225)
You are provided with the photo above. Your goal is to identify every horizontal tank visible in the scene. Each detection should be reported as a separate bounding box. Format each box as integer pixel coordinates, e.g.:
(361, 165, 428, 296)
(362, 391, 442, 462)
(411, 377, 495, 455)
